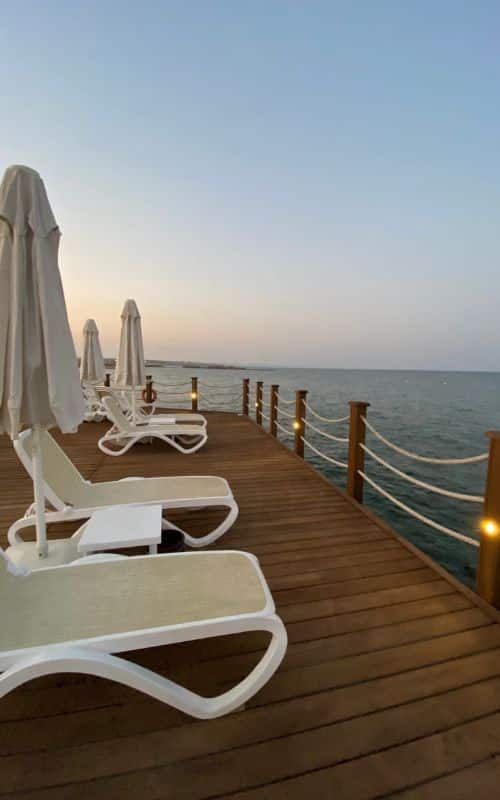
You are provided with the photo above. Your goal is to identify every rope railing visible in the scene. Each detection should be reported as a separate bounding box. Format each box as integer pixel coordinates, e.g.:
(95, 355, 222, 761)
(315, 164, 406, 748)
(145, 376, 500, 608)
(304, 401, 349, 425)
(303, 417, 349, 444)
(200, 391, 242, 402)
(361, 444, 484, 503)
(154, 378, 191, 389)
(199, 394, 242, 407)
(156, 389, 190, 398)
(200, 384, 241, 396)
(275, 393, 295, 406)
(359, 470, 479, 548)
(199, 380, 242, 390)
(149, 377, 500, 607)
(301, 437, 348, 469)
(275, 419, 294, 437)
(362, 417, 488, 465)
(277, 406, 295, 419)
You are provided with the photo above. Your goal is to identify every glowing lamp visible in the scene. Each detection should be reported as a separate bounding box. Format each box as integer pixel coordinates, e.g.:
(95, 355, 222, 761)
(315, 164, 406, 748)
(481, 519, 498, 537)
(191, 392, 197, 400)
(255, 401, 259, 408)
(293, 420, 300, 430)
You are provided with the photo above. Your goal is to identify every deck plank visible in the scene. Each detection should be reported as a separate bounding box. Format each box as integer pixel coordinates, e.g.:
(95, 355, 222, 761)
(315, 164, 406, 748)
(0, 411, 498, 798)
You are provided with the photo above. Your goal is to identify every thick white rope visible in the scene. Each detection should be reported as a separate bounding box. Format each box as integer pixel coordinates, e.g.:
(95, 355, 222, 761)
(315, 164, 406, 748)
(260, 411, 270, 423)
(200, 386, 242, 397)
(156, 388, 189, 397)
(201, 391, 242, 402)
(277, 406, 296, 419)
(359, 470, 479, 547)
(275, 393, 295, 405)
(304, 402, 349, 425)
(199, 394, 242, 407)
(199, 380, 242, 390)
(275, 419, 293, 437)
(260, 397, 270, 408)
(302, 417, 349, 443)
(301, 437, 348, 468)
(360, 444, 484, 503)
(363, 417, 488, 465)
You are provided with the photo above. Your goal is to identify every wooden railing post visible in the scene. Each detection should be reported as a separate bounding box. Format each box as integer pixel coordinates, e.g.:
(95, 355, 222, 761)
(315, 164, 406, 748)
(477, 432, 500, 607)
(294, 390, 307, 457)
(144, 375, 153, 404)
(347, 401, 370, 502)
(255, 381, 263, 426)
(104, 372, 111, 387)
(242, 378, 249, 416)
(270, 385, 279, 437)
(191, 377, 198, 412)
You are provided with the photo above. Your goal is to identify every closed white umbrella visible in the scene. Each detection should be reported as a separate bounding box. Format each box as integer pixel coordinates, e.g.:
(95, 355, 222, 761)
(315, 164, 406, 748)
(80, 319, 105, 385)
(0, 165, 84, 560)
(114, 299, 146, 421)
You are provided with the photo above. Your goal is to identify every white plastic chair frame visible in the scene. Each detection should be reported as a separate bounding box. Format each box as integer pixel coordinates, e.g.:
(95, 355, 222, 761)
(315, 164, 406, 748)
(0, 551, 288, 719)
(10, 430, 239, 549)
(82, 385, 106, 422)
(98, 396, 207, 456)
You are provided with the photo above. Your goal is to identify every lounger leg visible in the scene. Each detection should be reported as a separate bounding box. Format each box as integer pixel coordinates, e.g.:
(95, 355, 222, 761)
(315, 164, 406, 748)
(0, 616, 287, 719)
(162, 499, 239, 548)
(7, 509, 81, 547)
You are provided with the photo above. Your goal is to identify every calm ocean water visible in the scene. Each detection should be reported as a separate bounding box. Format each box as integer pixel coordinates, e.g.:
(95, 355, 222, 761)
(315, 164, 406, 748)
(149, 366, 500, 588)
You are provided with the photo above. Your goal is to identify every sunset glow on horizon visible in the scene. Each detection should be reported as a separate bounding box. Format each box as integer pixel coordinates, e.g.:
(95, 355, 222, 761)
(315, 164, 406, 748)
(2, 2, 499, 371)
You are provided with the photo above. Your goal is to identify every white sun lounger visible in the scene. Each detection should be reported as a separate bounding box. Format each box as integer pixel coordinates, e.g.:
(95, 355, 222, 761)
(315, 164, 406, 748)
(98, 396, 207, 456)
(0, 550, 287, 718)
(108, 388, 207, 427)
(83, 384, 107, 422)
(10, 429, 238, 550)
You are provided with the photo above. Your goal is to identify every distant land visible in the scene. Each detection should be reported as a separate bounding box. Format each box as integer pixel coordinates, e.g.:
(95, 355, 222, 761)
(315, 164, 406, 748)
(102, 359, 246, 371)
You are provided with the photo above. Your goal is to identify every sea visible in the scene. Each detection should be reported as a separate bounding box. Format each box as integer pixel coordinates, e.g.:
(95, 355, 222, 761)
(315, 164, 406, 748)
(148, 366, 500, 589)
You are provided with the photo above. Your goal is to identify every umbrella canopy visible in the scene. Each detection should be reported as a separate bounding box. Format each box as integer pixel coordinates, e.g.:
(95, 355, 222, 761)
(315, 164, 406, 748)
(0, 164, 84, 559)
(0, 165, 83, 438)
(80, 318, 105, 384)
(114, 299, 146, 389)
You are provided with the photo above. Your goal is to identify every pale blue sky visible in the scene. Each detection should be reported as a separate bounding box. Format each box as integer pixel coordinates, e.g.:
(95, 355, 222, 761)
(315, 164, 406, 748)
(1, 1, 499, 369)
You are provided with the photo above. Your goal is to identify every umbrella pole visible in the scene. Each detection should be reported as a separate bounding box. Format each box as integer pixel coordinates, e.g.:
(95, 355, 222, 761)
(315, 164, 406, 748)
(32, 425, 48, 558)
(132, 388, 137, 423)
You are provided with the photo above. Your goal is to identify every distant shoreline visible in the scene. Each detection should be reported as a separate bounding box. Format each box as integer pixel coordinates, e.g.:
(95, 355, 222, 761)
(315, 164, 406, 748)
(102, 359, 247, 371)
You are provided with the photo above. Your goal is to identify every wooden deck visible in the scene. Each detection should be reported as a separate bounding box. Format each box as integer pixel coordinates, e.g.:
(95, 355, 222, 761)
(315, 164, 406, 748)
(2, 412, 500, 798)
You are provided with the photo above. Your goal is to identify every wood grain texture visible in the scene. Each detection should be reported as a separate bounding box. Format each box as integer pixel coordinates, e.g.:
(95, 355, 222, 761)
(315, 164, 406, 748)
(0, 411, 497, 799)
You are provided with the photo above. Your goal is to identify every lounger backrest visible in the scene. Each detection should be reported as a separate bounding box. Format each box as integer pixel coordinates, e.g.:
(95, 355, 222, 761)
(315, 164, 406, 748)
(14, 429, 90, 509)
(102, 394, 134, 432)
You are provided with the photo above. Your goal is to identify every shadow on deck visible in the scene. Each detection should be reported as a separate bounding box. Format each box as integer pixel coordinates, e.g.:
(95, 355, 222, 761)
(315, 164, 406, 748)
(1, 411, 500, 798)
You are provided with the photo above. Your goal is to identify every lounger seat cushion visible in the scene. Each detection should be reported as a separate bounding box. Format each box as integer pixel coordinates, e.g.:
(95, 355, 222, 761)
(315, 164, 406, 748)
(146, 414, 206, 425)
(135, 424, 204, 437)
(0, 553, 267, 653)
(88, 476, 231, 505)
(20, 430, 227, 507)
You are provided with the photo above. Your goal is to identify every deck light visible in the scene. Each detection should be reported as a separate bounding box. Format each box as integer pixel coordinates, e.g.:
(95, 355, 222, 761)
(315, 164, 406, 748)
(481, 519, 498, 536)
(293, 420, 300, 430)
(255, 401, 259, 408)
(191, 392, 197, 400)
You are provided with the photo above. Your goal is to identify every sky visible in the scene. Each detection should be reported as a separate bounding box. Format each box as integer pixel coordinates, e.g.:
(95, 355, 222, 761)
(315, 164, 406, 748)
(1, 1, 499, 370)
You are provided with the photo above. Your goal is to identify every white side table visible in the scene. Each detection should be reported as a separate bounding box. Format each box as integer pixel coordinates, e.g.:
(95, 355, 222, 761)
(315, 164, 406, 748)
(78, 505, 162, 556)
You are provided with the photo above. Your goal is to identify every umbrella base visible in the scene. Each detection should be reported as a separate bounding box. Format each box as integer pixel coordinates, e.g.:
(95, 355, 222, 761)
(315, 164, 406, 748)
(6, 538, 80, 571)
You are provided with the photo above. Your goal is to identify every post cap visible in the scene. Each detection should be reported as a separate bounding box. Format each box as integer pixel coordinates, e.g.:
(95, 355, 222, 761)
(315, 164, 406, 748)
(486, 431, 500, 441)
(349, 400, 371, 408)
